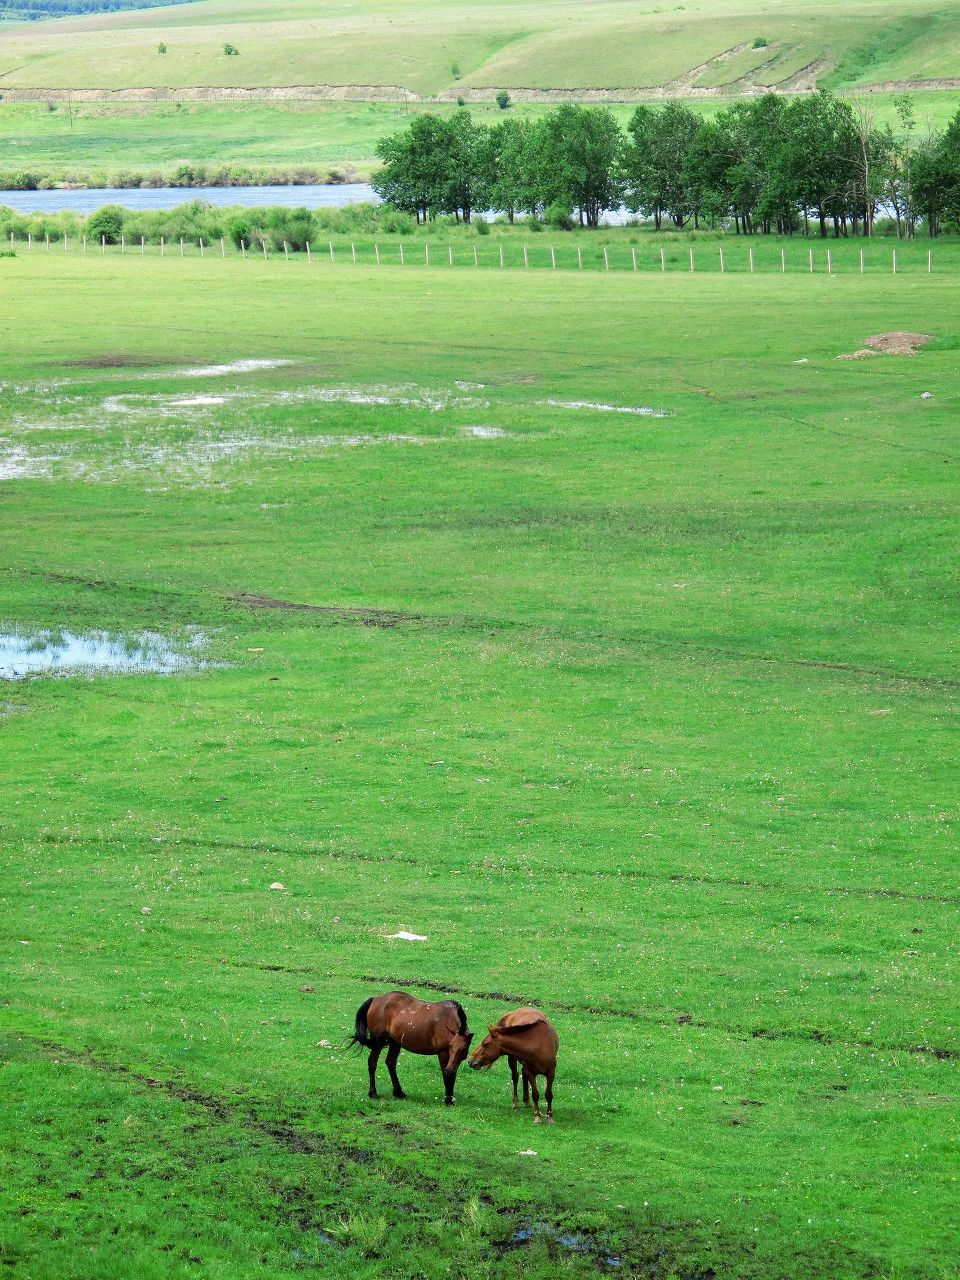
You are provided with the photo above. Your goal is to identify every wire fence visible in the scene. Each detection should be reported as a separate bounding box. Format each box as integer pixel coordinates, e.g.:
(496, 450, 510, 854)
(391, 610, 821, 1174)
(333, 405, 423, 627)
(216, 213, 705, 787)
(4, 230, 949, 276)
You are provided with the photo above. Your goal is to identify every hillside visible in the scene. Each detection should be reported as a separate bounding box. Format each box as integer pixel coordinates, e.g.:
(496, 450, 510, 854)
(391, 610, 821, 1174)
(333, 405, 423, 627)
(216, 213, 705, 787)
(1, 0, 959, 100)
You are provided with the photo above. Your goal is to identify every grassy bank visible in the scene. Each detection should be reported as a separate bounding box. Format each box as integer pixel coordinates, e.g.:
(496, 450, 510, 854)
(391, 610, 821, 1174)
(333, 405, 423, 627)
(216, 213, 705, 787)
(1, 254, 958, 1280)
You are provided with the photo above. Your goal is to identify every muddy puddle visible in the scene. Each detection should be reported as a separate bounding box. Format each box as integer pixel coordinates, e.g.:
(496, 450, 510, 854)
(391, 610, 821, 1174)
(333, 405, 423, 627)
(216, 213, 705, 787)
(512, 1222, 622, 1267)
(0, 627, 208, 679)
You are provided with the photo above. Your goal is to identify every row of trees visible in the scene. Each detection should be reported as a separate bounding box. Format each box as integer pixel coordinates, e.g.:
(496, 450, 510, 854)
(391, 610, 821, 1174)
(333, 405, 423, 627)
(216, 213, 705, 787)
(373, 94, 960, 236)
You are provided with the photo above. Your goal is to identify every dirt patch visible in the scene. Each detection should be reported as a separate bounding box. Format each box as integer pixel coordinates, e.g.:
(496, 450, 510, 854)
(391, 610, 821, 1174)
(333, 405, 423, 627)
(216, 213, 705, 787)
(837, 331, 932, 360)
(64, 353, 168, 369)
(230, 592, 429, 628)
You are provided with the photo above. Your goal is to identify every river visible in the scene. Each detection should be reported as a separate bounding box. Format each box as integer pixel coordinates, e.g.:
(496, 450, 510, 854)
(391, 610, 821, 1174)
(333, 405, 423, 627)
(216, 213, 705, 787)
(0, 182, 378, 214)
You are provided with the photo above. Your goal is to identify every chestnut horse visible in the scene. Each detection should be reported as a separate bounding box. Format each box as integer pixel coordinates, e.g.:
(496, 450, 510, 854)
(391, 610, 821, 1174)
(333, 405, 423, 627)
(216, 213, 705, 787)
(350, 991, 474, 1106)
(467, 1006, 559, 1122)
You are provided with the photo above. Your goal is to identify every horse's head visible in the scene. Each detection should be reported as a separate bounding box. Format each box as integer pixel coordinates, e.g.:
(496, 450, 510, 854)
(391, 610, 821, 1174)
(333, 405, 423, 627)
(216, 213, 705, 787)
(448, 1028, 475, 1071)
(467, 1025, 506, 1071)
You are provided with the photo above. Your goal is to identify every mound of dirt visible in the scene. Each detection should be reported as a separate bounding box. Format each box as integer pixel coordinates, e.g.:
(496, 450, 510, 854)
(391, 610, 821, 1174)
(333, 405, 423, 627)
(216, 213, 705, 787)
(836, 331, 932, 361)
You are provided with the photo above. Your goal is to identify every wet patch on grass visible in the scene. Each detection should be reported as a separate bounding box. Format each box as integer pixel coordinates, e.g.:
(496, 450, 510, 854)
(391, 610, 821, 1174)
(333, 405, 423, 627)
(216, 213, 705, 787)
(0, 625, 209, 679)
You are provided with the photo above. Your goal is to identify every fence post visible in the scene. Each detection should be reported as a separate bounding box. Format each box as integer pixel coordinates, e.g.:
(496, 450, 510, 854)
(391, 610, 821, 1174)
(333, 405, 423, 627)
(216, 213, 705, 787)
(577, 245, 582, 270)
(808, 247, 813, 273)
(101, 235, 105, 254)
(473, 244, 478, 267)
(551, 245, 556, 269)
(199, 237, 205, 257)
(306, 240, 311, 262)
(46, 233, 50, 253)
(827, 248, 832, 275)
(603, 246, 609, 271)
(27, 232, 31, 252)
(689, 247, 694, 272)
(660, 247, 665, 272)
(860, 248, 864, 274)
(749, 247, 754, 273)
(892, 249, 897, 274)
(499, 244, 504, 268)
(121, 234, 125, 254)
(928, 248, 932, 273)
(399, 242, 404, 265)
(329, 240, 334, 261)
(141, 236, 145, 255)
(781, 247, 786, 273)
(351, 242, 356, 264)
(448, 245, 453, 266)
(220, 237, 225, 258)
(719, 247, 724, 273)
(631, 246, 637, 271)
(161, 236, 165, 256)
(523, 245, 529, 268)
(284, 241, 289, 259)
(374, 243, 380, 264)
(82, 235, 87, 254)
(63, 233, 67, 253)
(180, 238, 185, 257)
(425, 242, 430, 266)
(262, 239, 267, 259)
(240, 240, 245, 259)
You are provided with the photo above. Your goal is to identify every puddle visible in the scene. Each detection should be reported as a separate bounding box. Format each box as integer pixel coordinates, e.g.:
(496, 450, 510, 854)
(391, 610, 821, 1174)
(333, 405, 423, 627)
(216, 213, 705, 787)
(0, 448, 55, 479)
(465, 425, 506, 438)
(541, 399, 669, 417)
(280, 384, 488, 413)
(0, 627, 208, 680)
(176, 359, 295, 378)
(511, 1222, 622, 1268)
(388, 930, 428, 941)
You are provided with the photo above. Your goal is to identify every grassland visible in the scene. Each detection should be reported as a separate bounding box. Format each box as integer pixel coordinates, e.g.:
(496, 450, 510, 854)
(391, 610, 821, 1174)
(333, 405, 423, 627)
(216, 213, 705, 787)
(1, 253, 958, 1280)
(2, 0, 960, 98)
(4, 89, 960, 187)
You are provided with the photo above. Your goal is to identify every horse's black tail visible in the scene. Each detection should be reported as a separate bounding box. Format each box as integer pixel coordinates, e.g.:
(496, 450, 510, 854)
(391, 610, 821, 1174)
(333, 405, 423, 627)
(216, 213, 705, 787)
(349, 996, 376, 1050)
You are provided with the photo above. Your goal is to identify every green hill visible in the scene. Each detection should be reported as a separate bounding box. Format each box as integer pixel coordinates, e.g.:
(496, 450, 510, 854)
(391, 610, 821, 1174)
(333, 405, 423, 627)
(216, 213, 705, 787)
(1, 0, 959, 99)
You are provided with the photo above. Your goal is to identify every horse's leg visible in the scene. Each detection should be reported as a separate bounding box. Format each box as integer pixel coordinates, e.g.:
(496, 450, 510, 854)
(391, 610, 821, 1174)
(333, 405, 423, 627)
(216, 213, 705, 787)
(367, 1044, 383, 1099)
(522, 1064, 530, 1106)
(437, 1050, 456, 1106)
(528, 1070, 542, 1123)
(385, 1042, 406, 1099)
(508, 1055, 521, 1109)
(544, 1069, 555, 1123)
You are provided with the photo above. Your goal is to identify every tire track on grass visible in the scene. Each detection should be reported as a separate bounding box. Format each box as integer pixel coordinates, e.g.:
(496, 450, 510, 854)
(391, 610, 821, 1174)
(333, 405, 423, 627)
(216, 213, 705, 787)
(34, 830, 960, 908)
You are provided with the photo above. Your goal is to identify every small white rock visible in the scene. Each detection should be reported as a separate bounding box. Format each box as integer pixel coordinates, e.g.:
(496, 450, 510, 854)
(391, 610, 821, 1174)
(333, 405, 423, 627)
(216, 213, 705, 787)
(317, 1039, 332, 1048)
(518, 1149, 538, 1156)
(269, 882, 286, 891)
(921, 392, 934, 399)
(389, 930, 428, 942)
(793, 358, 809, 364)
(141, 907, 152, 916)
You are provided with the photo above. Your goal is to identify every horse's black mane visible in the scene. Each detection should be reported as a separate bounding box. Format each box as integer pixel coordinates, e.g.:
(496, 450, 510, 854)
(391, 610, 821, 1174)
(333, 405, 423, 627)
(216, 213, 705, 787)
(448, 1000, 468, 1034)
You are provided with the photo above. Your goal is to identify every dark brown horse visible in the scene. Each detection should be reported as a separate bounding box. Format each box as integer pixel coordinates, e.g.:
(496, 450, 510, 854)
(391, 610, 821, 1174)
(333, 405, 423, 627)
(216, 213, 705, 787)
(351, 991, 474, 1106)
(467, 1006, 559, 1123)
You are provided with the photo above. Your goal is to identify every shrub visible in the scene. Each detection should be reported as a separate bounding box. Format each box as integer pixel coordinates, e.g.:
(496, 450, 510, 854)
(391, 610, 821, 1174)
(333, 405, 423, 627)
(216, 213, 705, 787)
(457, 95, 465, 106)
(545, 200, 574, 230)
(475, 218, 490, 235)
(495, 90, 510, 110)
(752, 36, 768, 48)
(451, 62, 461, 78)
(87, 205, 125, 244)
(223, 42, 238, 55)
(158, 41, 166, 53)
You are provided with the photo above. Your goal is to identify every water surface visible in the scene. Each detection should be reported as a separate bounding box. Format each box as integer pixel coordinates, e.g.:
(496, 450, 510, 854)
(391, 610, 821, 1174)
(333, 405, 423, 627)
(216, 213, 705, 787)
(0, 627, 207, 679)
(0, 182, 377, 214)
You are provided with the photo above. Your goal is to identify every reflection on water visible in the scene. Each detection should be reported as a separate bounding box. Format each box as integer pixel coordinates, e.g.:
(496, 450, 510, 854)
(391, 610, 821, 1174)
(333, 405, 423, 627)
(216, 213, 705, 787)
(0, 627, 207, 679)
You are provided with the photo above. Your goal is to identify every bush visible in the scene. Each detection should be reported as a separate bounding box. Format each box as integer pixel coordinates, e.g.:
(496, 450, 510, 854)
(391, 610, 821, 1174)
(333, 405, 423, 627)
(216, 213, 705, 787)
(223, 42, 238, 55)
(87, 205, 125, 244)
(545, 200, 574, 230)
(475, 218, 490, 235)
(495, 90, 510, 110)
(158, 41, 166, 53)
(752, 36, 768, 48)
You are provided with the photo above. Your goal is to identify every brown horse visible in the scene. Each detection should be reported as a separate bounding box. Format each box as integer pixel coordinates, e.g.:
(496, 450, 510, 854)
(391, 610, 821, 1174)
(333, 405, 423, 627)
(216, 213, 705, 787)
(351, 991, 474, 1106)
(467, 1006, 559, 1122)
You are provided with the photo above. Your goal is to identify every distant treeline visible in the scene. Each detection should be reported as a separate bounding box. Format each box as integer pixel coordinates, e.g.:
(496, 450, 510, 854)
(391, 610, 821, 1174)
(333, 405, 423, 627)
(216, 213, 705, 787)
(0, 199, 417, 247)
(0, 0, 193, 19)
(0, 163, 348, 192)
(374, 93, 960, 237)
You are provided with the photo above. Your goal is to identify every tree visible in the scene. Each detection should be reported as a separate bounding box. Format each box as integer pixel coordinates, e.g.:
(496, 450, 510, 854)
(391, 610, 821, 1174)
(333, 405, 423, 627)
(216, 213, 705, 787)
(623, 102, 700, 228)
(87, 204, 124, 244)
(496, 90, 511, 110)
(484, 117, 542, 222)
(441, 110, 490, 222)
(373, 115, 451, 222)
(540, 105, 623, 228)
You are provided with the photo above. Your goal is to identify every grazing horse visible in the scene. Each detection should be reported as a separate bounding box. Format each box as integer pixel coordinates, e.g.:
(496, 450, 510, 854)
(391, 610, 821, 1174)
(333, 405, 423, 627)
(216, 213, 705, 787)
(467, 1006, 559, 1123)
(350, 991, 474, 1106)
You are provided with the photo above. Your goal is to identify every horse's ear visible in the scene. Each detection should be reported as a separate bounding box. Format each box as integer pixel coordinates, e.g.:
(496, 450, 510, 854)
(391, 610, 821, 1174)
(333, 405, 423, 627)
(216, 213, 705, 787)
(465, 1032, 474, 1045)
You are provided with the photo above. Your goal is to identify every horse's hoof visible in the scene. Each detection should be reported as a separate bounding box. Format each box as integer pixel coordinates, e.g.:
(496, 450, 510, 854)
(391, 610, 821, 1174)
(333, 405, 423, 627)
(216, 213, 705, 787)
(544, 1115, 555, 1124)
(444, 1098, 455, 1106)
(533, 1114, 543, 1124)
(393, 1091, 407, 1100)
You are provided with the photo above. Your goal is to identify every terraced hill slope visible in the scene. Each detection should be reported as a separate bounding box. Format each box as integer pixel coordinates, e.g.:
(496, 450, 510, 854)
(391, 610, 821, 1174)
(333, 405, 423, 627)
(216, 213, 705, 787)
(1, 0, 959, 101)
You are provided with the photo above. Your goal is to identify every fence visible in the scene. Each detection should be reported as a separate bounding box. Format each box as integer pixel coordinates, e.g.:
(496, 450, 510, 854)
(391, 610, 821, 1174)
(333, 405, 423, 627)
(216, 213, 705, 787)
(4, 230, 946, 277)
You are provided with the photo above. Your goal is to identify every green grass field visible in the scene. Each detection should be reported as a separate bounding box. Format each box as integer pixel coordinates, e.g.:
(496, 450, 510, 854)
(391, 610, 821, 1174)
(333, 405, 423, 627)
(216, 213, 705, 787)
(3, 89, 960, 186)
(1, 254, 958, 1280)
(2, 0, 960, 97)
